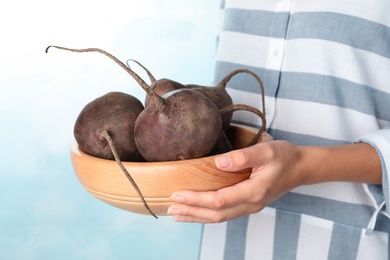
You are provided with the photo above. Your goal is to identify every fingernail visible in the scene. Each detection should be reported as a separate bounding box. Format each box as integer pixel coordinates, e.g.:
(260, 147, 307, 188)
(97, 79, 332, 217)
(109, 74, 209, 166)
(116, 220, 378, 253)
(215, 154, 231, 168)
(167, 207, 181, 215)
(171, 194, 185, 203)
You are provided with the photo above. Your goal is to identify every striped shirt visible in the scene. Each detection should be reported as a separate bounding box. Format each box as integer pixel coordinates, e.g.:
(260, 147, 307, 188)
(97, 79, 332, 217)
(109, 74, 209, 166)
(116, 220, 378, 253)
(199, 1, 390, 259)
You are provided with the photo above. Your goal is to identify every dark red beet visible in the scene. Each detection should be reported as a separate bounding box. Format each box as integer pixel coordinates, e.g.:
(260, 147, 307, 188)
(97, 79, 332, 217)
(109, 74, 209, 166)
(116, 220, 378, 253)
(186, 83, 232, 131)
(135, 89, 222, 161)
(145, 78, 186, 107)
(206, 130, 233, 156)
(73, 91, 145, 162)
(46, 46, 158, 218)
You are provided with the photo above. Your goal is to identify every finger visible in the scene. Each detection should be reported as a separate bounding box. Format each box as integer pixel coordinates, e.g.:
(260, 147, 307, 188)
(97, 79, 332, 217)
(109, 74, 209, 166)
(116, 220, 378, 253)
(215, 143, 268, 172)
(170, 179, 259, 210)
(170, 190, 226, 209)
(168, 202, 261, 223)
(168, 205, 224, 223)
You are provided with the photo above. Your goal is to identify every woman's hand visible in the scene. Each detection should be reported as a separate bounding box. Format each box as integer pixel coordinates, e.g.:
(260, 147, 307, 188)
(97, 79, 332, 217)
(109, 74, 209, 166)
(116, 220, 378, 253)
(166, 136, 381, 223)
(166, 140, 306, 223)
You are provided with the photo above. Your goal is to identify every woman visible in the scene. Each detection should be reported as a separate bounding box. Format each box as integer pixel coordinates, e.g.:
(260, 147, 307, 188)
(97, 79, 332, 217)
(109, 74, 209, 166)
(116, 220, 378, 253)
(168, 1, 390, 259)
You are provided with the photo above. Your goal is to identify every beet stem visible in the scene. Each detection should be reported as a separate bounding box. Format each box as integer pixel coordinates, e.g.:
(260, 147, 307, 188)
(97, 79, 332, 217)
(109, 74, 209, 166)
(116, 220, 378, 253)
(220, 104, 266, 146)
(45, 45, 165, 108)
(218, 69, 266, 118)
(99, 130, 158, 219)
(126, 59, 156, 84)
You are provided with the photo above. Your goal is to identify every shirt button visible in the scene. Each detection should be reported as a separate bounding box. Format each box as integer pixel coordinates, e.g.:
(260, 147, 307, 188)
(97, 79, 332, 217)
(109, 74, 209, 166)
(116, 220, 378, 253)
(273, 49, 279, 57)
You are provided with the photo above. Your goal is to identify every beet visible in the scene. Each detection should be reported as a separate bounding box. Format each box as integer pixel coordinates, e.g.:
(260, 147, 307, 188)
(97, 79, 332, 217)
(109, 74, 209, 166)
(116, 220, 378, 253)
(185, 83, 232, 131)
(144, 78, 186, 107)
(46, 46, 159, 218)
(126, 58, 186, 107)
(125, 61, 233, 157)
(135, 88, 222, 161)
(74, 91, 144, 161)
(72, 91, 157, 218)
(73, 91, 157, 218)
(206, 130, 233, 156)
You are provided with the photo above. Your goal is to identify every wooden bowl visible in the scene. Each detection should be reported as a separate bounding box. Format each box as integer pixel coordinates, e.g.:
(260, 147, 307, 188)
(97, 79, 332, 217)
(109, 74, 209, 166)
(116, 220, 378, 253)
(70, 124, 272, 216)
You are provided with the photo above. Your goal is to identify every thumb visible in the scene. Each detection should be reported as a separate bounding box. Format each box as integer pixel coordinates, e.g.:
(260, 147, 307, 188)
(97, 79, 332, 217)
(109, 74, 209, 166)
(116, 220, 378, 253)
(215, 146, 260, 172)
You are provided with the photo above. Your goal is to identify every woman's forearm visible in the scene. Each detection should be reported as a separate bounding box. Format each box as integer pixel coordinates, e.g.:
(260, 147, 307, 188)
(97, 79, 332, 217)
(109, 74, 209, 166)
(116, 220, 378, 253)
(299, 142, 382, 185)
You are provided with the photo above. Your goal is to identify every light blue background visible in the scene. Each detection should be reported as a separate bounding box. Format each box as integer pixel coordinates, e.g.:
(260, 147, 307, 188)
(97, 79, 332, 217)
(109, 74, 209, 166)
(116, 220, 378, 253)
(0, 1, 219, 259)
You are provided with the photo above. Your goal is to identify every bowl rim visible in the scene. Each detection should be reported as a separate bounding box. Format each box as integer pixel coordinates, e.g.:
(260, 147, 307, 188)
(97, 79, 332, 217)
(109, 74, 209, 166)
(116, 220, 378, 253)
(71, 123, 271, 166)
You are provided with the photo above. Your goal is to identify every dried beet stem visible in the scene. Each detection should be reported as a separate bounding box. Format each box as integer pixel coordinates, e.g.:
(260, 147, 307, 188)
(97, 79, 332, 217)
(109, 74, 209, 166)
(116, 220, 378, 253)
(126, 59, 156, 84)
(99, 129, 158, 219)
(220, 104, 266, 147)
(45, 45, 164, 108)
(217, 69, 266, 117)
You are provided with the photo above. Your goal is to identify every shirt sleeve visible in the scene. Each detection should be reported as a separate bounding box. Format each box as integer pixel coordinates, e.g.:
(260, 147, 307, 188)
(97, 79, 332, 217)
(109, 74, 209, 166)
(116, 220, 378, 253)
(356, 127, 390, 217)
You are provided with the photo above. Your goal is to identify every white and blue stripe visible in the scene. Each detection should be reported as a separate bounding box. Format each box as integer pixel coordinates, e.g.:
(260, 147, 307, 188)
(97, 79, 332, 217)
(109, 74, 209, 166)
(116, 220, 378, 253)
(200, 0, 390, 259)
